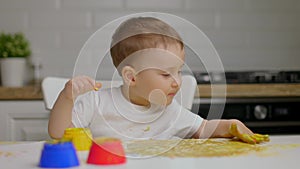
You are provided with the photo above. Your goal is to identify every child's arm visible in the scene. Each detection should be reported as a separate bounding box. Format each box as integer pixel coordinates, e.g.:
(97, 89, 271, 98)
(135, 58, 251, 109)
(48, 76, 101, 139)
(193, 119, 269, 144)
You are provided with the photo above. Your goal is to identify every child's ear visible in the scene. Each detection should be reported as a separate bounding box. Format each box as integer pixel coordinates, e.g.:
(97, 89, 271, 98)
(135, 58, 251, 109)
(121, 66, 136, 86)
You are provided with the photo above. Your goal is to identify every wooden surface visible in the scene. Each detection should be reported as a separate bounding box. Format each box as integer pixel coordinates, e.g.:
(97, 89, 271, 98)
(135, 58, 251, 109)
(0, 84, 300, 100)
(0, 85, 43, 100)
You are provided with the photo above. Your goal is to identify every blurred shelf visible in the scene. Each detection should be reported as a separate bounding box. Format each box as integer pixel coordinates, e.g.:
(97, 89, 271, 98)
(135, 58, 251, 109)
(1, 84, 300, 100)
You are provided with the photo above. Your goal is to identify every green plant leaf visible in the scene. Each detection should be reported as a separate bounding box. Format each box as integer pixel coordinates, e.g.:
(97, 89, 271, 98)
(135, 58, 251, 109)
(0, 32, 31, 58)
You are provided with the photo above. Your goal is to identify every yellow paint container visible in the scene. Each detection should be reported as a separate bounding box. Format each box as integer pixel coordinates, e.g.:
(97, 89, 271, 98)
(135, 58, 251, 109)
(63, 128, 92, 151)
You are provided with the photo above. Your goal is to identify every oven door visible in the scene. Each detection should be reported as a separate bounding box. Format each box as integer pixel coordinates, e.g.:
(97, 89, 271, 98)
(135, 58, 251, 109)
(192, 98, 300, 134)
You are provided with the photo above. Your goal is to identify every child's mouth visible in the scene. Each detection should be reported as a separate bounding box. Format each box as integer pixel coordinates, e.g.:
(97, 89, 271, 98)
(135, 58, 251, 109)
(168, 93, 176, 96)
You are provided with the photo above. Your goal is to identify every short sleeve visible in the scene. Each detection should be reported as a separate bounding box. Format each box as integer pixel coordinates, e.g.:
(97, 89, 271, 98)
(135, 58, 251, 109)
(170, 100, 203, 139)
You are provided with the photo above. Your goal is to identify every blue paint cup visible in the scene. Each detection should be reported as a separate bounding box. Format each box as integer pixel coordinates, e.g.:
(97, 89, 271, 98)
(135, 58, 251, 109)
(39, 142, 80, 168)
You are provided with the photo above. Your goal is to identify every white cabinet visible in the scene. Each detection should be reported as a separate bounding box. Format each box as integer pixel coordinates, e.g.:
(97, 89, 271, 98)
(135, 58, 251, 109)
(0, 101, 50, 141)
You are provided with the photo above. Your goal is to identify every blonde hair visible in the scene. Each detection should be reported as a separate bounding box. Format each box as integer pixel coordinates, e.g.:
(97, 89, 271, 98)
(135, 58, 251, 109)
(110, 17, 183, 69)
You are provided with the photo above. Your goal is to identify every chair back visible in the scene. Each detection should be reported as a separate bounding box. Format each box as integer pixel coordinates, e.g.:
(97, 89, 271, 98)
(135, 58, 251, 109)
(175, 75, 197, 110)
(42, 75, 196, 110)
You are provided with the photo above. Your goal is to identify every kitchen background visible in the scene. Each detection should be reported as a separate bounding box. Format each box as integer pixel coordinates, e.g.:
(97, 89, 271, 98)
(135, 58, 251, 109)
(0, 0, 300, 82)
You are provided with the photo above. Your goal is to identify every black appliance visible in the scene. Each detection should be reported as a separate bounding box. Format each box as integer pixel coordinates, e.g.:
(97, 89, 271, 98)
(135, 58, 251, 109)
(192, 71, 300, 134)
(194, 71, 300, 84)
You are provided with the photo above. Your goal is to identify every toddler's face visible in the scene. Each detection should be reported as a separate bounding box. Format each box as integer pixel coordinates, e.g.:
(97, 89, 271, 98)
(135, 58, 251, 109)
(124, 45, 185, 106)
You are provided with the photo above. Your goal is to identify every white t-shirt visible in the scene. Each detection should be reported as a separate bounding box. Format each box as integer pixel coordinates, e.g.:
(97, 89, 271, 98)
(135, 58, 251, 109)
(72, 86, 203, 140)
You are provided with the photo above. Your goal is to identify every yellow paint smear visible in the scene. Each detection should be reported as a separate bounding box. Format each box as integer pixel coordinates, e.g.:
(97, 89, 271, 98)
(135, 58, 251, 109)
(143, 126, 151, 132)
(0, 151, 15, 158)
(125, 139, 300, 158)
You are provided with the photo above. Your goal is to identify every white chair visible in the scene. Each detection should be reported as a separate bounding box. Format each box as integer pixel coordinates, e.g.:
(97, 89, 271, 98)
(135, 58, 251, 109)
(41, 75, 197, 110)
(175, 75, 197, 110)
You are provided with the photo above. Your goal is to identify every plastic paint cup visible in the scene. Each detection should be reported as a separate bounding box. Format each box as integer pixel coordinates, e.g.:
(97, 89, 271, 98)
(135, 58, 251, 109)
(87, 137, 126, 165)
(39, 142, 79, 168)
(63, 128, 92, 151)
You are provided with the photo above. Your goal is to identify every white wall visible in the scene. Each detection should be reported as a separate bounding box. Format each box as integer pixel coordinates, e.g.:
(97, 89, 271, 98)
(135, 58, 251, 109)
(0, 0, 299, 81)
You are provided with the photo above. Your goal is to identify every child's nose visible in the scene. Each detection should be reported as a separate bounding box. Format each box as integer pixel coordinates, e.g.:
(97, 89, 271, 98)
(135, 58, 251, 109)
(171, 77, 181, 87)
(171, 80, 177, 87)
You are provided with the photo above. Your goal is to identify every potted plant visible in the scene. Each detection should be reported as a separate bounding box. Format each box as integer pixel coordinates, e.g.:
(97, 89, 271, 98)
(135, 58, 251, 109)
(0, 32, 31, 87)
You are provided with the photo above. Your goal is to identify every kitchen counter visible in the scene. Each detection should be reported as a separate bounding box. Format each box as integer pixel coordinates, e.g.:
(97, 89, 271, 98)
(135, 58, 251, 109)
(196, 83, 300, 98)
(1, 84, 300, 100)
(0, 85, 43, 100)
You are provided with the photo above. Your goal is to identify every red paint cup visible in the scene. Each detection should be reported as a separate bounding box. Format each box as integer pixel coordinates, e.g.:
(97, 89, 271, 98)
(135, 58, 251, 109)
(87, 137, 126, 165)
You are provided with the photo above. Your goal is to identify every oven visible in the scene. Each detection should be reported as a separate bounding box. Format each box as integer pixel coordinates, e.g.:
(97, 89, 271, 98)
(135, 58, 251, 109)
(192, 71, 300, 134)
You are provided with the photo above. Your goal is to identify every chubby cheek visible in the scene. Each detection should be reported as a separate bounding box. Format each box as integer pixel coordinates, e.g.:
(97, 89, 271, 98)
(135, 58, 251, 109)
(136, 78, 168, 104)
(148, 89, 168, 105)
(149, 83, 177, 105)
(148, 77, 170, 92)
(141, 78, 166, 96)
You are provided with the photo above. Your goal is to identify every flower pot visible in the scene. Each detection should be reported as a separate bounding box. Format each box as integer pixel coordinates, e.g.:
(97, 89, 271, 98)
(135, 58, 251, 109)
(0, 58, 26, 87)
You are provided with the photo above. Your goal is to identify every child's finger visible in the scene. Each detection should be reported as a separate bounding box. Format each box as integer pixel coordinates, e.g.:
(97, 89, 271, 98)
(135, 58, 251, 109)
(80, 76, 101, 91)
(94, 82, 102, 91)
(229, 123, 239, 136)
(253, 134, 270, 142)
(253, 133, 269, 139)
(82, 76, 96, 87)
(240, 134, 256, 144)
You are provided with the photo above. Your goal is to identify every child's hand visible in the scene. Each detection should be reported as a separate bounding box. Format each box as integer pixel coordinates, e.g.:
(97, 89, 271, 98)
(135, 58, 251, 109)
(63, 76, 102, 100)
(229, 123, 270, 144)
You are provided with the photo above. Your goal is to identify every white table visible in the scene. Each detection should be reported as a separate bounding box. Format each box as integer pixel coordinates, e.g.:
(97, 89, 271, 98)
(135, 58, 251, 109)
(1, 135, 300, 169)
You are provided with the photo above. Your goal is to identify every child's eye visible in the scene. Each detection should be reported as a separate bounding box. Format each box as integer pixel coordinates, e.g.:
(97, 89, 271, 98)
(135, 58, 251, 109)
(162, 73, 170, 77)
